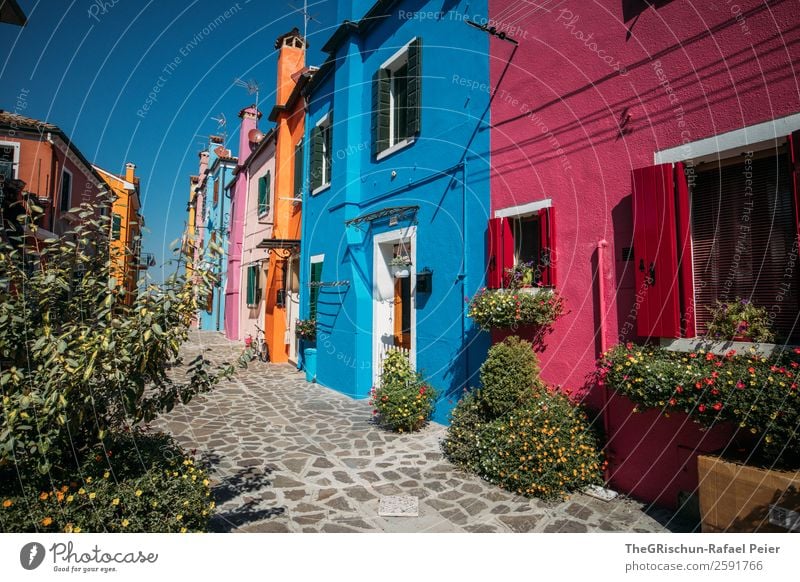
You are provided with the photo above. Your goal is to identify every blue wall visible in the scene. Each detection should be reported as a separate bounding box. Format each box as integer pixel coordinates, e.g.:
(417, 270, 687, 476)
(301, 0, 491, 424)
(199, 155, 236, 332)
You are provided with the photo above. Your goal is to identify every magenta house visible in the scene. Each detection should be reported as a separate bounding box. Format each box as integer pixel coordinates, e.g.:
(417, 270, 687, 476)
(486, 0, 800, 507)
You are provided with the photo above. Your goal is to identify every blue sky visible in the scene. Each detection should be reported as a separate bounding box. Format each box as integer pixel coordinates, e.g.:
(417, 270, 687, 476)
(0, 0, 338, 281)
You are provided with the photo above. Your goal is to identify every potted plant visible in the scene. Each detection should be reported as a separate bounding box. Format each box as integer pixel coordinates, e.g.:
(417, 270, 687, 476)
(295, 318, 317, 342)
(505, 261, 537, 289)
(390, 255, 412, 279)
(705, 298, 775, 343)
(295, 318, 317, 382)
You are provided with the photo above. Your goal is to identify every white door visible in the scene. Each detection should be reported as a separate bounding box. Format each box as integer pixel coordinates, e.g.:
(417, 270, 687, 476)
(285, 257, 300, 364)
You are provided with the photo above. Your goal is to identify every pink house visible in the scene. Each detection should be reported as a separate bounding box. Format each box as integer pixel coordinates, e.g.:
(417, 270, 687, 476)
(224, 105, 261, 340)
(488, 0, 800, 507)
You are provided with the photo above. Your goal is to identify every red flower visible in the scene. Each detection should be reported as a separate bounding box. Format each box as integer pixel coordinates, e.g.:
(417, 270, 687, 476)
(689, 353, 697, 359)
(736, 381, 745, 389)
(748, 367, 756, 374)
(791, 384, 798, 391)
(726, 350, 737, 358)
(711, 388, 720, 396)
(675, 386, 683, 394)
(794, 347, 800, 355)
(626, 342, 633, 350)
(695, 382, 703, 389)
(712, 402, 722, 411)
(668, 398, 677, 406)
(698, 404, 707, 413)
(705, 353, 715, 361)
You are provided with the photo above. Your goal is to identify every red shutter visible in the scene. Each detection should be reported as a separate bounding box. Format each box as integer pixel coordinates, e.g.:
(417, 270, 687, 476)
(790, 131, 800, 252)
(631, 164, 681, 338)
(539, 206, 557, 287)
(674, 162, 695, 337)
(488, 217, 513, 289)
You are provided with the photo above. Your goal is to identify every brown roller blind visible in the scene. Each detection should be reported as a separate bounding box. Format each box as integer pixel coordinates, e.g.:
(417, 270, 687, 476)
(691, 149, 799, 341)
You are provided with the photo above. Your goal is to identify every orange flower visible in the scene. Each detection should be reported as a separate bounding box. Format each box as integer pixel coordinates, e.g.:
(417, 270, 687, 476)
(41, 517, 53, 526)
(38, 492, 49, 501)
(2, 499, 12, 508)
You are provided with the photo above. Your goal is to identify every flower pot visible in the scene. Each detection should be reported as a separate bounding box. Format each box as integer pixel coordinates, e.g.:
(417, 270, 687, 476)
(391, 265, 410, 278)
(697, 455, 800, 532)
(303, 348, 317, 383)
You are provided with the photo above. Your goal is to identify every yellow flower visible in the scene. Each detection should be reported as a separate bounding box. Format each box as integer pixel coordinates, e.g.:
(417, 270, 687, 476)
(180, 527, 187, 533)
(111, 498, 120, 506)
(86, 477, 92, 484)
(2, 499, 12, 508)
(202, 479, 209, 487)
(64, 523, 74, 533)
(41, 516, 53, 526)
(66, 495, 74, 503)
(88, 492, 96, 500)
(121, 519, 129, 528)
(209, 501, 215, 509)
(176, 514, 183, 521)
(78, 488, 86, 495)
(135, 490, 142, 497)
(73, 527, 81, 533)
(103, 472, 110, 479)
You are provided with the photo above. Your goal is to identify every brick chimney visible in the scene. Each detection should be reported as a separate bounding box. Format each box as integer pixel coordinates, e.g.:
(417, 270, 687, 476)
(125, 162, 136, 183)
(198, 150, 209, 176)
(275, 28, 306, 106)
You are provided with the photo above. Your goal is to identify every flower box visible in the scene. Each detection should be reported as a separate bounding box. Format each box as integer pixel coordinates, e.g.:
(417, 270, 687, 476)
(697, 455, 800, 532)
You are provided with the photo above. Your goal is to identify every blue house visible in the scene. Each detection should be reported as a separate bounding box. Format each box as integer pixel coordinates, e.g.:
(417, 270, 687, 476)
(299, 0, 492, 423)
(199, 138, 238, 332)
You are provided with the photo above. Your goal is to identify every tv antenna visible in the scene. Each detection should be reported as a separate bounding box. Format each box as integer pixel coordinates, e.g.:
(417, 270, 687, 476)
(233, 78, 261, 120)
(211, 113, 227, 130)
(288, 0, 321, 40)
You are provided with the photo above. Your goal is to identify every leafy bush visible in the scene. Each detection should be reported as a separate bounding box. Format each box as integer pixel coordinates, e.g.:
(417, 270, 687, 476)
(477, 391, 604, 500)
(468, 288, 564, 330)
(0, 431, 213, 533)
(295, 318, 317, 341)
(443, 339, 604, 500)
(600, 343, 800, 468)
(369, 349, 437, 432)
(0, 200, 245, 476)
(478, 336, 543, 418)
(705, 298, 775, 343)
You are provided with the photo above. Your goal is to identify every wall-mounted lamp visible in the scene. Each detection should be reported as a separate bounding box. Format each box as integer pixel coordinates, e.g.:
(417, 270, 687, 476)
(417, 268, 433, 294)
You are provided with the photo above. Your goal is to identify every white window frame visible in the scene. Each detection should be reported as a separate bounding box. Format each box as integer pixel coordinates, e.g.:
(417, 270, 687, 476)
(0, 140, 20, 179)
(376, 39, 417, 161)
(59, 167, 73, 213)
(312, 113, 332, 196)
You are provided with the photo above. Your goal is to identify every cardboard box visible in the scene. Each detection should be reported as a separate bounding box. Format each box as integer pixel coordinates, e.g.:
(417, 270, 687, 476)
(698, 455, 800, 533)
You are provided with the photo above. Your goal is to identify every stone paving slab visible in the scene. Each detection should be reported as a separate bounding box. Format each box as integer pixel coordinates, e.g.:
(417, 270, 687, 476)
(154, 331, 677, 533)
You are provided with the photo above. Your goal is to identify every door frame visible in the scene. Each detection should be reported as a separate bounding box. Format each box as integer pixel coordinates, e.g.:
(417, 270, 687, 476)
(372, 226, 417, 386)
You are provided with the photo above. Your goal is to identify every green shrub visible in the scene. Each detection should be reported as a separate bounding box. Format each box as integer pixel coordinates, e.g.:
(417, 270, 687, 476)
(440, 390, 484, 471)
(468, 288, 565, 330)
(0, 431, 213, 533)
(369, 350, 437, 432)
(477, 390, 604, 500)
(479, 337, 543, 418)
(600, 343, 800, 468)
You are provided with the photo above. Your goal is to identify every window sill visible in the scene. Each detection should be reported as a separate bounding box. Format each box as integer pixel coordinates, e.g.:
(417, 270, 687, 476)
(311, 183, 331, 196)
(258, 212, 271, 220)
(375, 137, 416, 162)
(660, 337, 795, 357)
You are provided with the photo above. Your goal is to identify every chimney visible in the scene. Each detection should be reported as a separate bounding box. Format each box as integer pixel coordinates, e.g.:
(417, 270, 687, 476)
(125, 162, 136, 183)
(237, 105, 262, 160)
(275, 28, 306, 106)
(198, 150, 210, 176)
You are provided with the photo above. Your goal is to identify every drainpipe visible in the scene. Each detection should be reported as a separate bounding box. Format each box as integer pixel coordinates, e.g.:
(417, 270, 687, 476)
(597, 238, 611, 482)
(461, 162, 469, 391)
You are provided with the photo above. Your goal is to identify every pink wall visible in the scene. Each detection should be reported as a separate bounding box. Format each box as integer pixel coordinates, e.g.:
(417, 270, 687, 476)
(489, 0, 800, 506)
(224, 105, 260, 340)
(240, 138, 275, 343)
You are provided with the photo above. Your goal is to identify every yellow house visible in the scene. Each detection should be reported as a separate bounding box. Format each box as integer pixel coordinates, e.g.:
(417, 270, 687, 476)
(94, 163, 145, 302)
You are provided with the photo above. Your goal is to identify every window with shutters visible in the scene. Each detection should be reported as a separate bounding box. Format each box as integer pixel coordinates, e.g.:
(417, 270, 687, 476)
(311, 114, 332, 194)
(631, 134, 800, 341)
(111, 213, 122, 240)
(373, 38, 422, 160)
(59, 168, 73, 212)
(258, 171, 271, 217)
(246, 264, 261, 307)
(0, 141, 19, 180)
(488, 207, 557, 289)
(213, 180, 220, 207)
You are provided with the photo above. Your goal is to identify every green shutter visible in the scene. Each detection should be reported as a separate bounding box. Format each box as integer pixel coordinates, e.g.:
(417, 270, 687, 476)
(372, 68, 391, 156)
(112, 214, 122, 240)
(310, 261, 322, 319)
(246, 265, 256, 306)
(324, 115, 333, 184)
(294, 140, 304, 198)
(264, 171, 271, 215)
(258, 176, 267, 215)
(311, 125, 323, 192)
(407, 37, 422, 137)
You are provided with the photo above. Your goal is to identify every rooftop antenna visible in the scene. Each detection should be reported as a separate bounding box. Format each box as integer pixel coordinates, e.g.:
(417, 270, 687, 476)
(233, 78, 261, 124)
(211, 113, 228, 143)
(288, 0, 321, 40)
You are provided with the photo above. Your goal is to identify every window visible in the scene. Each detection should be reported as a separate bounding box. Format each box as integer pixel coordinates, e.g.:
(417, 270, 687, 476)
(59, 169, 73, 212)
(631, 132, 800, 340)
(213, 180, 220, 207)
(310, 257, 323, 319)
(258, 171, 271, 216)
(311, 114, 332, 193)
(0, 141, 19, 180)
(111, 213, 122, 240)
(487, 207, 557, 289)
(373, 38, 422, 159)
(246, 264, 261, 307)
(294, 140, 304, 198)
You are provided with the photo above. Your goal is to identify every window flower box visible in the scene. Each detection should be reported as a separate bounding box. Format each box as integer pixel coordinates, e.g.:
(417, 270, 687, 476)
(468, 287, 565, 330)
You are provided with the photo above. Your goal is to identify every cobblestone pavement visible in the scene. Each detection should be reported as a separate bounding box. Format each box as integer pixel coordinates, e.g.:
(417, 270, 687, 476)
(154, 331, 677, 533)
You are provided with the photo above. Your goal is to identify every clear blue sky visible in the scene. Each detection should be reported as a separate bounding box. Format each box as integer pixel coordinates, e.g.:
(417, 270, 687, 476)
(0, 0, 338, 282)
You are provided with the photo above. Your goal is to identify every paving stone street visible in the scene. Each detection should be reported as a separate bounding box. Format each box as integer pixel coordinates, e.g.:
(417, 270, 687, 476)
(155, 331, 678, 533)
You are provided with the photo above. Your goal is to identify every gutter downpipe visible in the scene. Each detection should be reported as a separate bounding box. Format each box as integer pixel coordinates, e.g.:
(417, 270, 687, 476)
(597, 238, 611, 483)
(461, 161, 469, 393)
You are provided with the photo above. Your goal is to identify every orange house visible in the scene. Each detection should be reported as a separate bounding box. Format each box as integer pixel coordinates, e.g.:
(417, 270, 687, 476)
(261, 28, 313, 364)
(94, 163, 145, 302)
